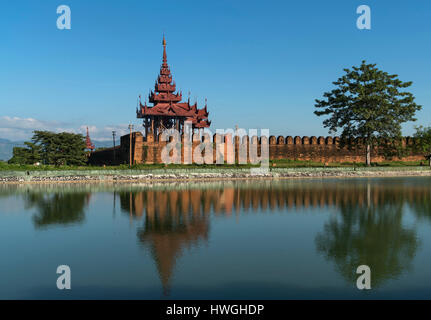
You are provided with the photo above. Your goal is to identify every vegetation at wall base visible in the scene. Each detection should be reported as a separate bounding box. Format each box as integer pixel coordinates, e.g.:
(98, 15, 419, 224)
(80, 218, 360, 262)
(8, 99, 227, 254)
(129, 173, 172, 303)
(269, 159, 424, 168)
(0, 160, 427, 172)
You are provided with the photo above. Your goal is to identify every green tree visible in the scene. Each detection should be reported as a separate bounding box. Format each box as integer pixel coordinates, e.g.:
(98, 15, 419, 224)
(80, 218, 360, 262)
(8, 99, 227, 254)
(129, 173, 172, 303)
(8, 131, 87, 166)
(8, 147, 31, 164)
(8, 142, 41, 164)
(32, 131, 87, 166)
(413, 126, 431, 167)
(315, 61, 421, 166)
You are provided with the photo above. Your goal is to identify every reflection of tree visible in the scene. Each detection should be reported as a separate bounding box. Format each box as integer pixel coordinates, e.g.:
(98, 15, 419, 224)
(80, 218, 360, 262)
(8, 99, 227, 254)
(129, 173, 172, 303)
(25, 192, 90, 228)
(410, 197, 431, 223)
(316, 200, 419, 288)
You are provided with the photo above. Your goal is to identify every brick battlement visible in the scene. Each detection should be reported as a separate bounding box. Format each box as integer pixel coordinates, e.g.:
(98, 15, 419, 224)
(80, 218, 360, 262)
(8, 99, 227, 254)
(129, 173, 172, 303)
(88, 132, 423, 166)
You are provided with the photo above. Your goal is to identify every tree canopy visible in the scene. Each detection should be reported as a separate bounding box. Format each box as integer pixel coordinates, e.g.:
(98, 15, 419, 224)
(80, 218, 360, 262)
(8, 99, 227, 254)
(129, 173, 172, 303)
(8, 131, 87, 166)
(8, 142, 41, 165)
(315, 61, 421, 165)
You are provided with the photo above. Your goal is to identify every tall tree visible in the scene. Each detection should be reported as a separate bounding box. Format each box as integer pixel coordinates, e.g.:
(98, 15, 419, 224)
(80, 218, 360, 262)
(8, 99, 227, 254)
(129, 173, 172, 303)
(8, 142, 41, 164)
(413, 126, 431, 167)
(315, 61, 421, 165)
(8, 131, 87, 166)
(32, 131, 87, 166)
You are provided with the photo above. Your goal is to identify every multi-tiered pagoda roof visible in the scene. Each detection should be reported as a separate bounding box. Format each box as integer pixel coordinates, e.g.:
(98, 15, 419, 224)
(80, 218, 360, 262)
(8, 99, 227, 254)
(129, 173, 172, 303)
(85, 127, 95, 151)
(137, 36, 211, 131)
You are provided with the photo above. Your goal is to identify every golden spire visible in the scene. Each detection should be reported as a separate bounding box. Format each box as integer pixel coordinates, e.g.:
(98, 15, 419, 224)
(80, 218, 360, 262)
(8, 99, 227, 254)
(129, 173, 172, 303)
(162, 35, 167, 65)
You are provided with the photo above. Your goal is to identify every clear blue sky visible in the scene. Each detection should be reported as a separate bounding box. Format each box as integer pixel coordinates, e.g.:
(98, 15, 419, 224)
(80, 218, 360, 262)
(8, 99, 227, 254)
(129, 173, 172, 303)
(0, 0, 430, 140)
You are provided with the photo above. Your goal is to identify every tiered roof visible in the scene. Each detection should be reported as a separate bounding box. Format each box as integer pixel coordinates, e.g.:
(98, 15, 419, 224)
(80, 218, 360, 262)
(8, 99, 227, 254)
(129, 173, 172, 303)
(137, 36, 211, 128)
(85, 127, 95, 151)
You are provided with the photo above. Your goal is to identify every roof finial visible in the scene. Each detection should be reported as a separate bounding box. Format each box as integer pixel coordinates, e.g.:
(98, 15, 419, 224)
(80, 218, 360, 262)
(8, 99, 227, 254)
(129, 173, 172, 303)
(162, 34, 167, 65)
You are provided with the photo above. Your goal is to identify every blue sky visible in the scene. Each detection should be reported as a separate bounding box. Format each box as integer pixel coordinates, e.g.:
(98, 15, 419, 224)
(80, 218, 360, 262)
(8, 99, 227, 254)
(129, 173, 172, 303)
(0, 0, 430, 141)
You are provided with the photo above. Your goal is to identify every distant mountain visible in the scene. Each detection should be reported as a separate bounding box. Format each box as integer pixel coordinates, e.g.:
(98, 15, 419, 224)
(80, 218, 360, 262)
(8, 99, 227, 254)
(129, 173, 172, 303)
(0, 139, 118, 161)
(0, 139, 25, 161)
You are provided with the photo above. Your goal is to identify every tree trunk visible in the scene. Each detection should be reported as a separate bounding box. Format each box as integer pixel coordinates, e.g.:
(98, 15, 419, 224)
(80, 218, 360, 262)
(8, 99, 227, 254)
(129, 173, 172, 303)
(366, 144, 371, 166)
(429, 156, 431, 168)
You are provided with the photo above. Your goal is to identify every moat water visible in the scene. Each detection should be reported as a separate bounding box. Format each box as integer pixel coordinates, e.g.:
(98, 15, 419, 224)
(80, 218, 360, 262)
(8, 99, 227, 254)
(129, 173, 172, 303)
(1, 177, 431, 299)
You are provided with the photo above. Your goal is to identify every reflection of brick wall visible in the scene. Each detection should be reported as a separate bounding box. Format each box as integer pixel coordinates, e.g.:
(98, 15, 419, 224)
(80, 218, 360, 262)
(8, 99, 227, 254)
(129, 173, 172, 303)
(88, 133, 424, 165)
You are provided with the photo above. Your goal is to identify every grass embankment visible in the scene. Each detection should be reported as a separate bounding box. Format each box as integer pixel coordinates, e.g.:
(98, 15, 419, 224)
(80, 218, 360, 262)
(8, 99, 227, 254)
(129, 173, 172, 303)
(270, 159, 425, 168)
(0, 159, 427, 171)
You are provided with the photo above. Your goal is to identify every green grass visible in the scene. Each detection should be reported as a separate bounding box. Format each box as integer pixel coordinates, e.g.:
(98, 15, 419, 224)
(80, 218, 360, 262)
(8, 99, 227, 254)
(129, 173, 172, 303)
(0, 159, 427, 171)
(0, 162, 259, 171)
(269, 159, 425, 168)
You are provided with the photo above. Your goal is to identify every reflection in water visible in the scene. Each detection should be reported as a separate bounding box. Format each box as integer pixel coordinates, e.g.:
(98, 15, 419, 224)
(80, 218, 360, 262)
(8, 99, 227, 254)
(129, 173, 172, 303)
(316, 201, 419, 288)
(115, 179, 430, 292)
(410, 195, 431, 223)
(138, 213, 209, 295)
(24, 190, 91, 228)
(120, 189, 211, 294)
(3, 178, 431, 296)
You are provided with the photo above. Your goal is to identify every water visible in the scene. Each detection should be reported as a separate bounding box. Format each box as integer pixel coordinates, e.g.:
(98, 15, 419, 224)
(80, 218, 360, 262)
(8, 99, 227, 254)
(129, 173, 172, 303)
(1, 177, 431, 299)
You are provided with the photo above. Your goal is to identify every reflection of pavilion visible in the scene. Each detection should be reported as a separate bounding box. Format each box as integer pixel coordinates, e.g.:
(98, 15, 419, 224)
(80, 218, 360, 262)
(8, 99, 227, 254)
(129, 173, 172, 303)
(120, 189, 216, 294)
(138, 214, 208, 294)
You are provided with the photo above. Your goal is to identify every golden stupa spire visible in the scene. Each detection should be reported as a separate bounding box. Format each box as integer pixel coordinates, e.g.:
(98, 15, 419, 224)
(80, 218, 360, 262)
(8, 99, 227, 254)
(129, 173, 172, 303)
(162, 34, 167, 65)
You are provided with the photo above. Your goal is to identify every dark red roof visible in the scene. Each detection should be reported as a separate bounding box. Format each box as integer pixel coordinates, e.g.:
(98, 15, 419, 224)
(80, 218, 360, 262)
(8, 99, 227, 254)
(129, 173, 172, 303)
(85, 127, 95, 151)
(137, 36, 211, 128)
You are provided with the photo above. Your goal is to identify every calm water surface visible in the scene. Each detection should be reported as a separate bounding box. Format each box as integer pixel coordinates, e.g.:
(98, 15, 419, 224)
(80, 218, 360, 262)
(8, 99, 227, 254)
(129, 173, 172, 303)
(1, 177, 431, 299)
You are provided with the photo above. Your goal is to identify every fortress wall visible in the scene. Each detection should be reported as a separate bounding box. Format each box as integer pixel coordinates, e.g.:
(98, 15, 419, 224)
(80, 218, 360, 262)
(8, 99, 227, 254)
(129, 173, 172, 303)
(88, 133, 424, 166)
(88, 132, 143, 166)
(87, 146, 121, 165)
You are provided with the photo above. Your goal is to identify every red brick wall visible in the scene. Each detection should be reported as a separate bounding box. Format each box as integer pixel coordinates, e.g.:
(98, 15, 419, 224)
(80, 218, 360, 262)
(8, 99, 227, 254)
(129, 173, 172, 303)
(89, 133, 424, 166)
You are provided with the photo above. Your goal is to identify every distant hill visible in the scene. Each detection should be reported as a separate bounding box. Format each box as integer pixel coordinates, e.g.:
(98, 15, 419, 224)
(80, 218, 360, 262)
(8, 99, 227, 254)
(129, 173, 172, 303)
(0, 139, 116, 161)
(0, 139, 25, 161)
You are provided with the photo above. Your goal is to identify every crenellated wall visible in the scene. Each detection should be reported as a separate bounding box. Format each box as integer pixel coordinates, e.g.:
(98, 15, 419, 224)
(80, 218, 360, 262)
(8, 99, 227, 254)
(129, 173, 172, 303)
(88, 133, 423, 165)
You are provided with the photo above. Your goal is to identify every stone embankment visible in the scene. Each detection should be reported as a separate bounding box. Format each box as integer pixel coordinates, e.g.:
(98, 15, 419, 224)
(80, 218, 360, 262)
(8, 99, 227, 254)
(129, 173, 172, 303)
(1, 167, 430, 184)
